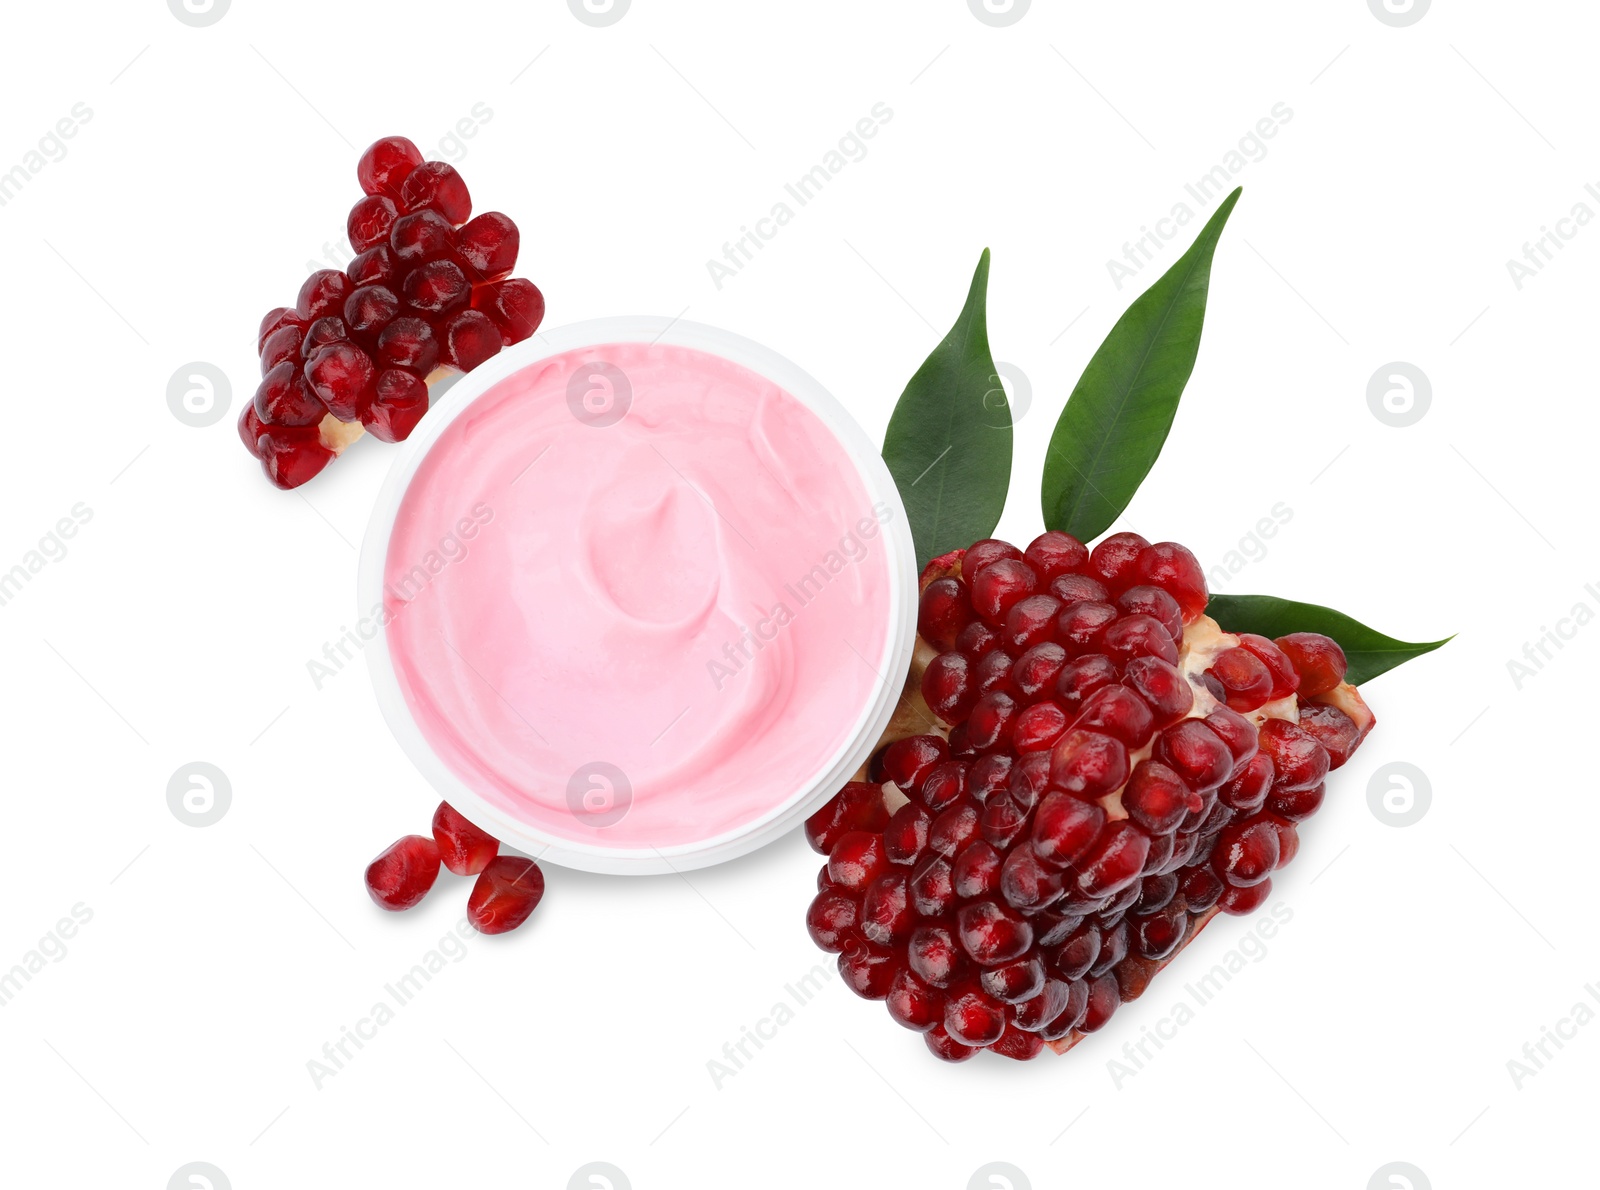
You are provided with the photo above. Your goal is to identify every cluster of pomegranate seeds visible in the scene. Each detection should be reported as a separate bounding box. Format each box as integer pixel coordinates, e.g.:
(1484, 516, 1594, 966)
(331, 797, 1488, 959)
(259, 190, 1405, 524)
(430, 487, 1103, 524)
(364, 800, 544, 935)
(805, 530, 1375, 1061)
(243, 136, 547, 489)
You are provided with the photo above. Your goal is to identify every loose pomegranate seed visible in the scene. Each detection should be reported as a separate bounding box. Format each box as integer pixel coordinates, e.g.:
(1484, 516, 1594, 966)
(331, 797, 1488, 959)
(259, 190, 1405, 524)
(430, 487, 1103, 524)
(365, 835, 441, 910)
(1122, 759, 1201, 835)
(924, 1023, 979, 1062)
(944, 983, 1007, 1046)
(838, 937, 897, 998)
(455, 211, 520, 281)
(806, 889, 858, 951)
(304, 341, 376, 422)
(1275, 632, 1348, 696)
(1207, 646, 1274, 711)
(400, 160, 472, 222)
(260, 325, 304, 375)
(1258, 718, 1330, 792)
(440, 308, 503, 372)
(886, 969, 942, 1031)
(297, 269, 351, 320)
(358, 135, 423, 199)
(1087, 532, 1150, 592)
(1133, 541, 1207, 621)
(404, 259, 472, 317)
(970, 558, 1038, 625)
(431, 802, 499, 876)
(347, 244, 399, 288)
(805, 783, 889, 853)
(829, 831, 890, 893)
(348, 193, 399, 252)
(907, 923, 964, 987)
(1025, 530, 1089, 579)
(1003, 594, 1063, 652)
(884, 803, 932, 864)
(1217, 877, 1272, 916)
(254, 361, 327, 426)
(467, 855, 545, 934)
(258, 307, 307, 352)
(881, 735, 948, 796)
(1048, 730, 1129, 799)
(861, 872, 913, 943)
(1074, 821, 1151, 898)
(257, 427, 333, 490)
(377, 316, 441, 375)
(918, 577, 974, 649)
(472, 278, 545, 345)
(1297, 703, 1362, 769)
(344, 284, 401, 341)
(390, 209, 456, 267)
(302, 316, 350, 357)
(237, 402, 266, 456)
(1237, 633, 1299, 700)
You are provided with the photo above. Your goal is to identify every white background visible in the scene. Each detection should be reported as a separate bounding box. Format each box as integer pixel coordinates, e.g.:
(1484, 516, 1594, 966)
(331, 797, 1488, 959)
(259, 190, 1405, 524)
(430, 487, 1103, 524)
(1, 1, 1590, 1187)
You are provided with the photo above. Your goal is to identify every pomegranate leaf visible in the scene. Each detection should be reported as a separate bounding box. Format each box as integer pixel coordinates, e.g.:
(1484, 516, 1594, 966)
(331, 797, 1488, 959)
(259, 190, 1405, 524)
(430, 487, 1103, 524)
(1041, 188, 1242, 542)
(1205, 593, 1451, 686)
(883, 249, 1011, 570)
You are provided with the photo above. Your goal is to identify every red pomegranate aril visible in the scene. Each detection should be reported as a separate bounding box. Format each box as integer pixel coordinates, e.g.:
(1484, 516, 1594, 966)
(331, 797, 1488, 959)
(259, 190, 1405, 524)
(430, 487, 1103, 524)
(1276, 632, 1348, 697)
(377, 316, 441, 374)
(1117, 585, 1183, 642)
(1180, 866, 1224, 913)
(962, 539, 1023, 577)
(304, 341, 376, 422)
(909, 852, 956, 916)
(805, 782, 889, 853)
(1134, 541, 1207, 621)
(1266, 815, 1300, 868)
(257, 427, 334, 490)
(1047, 922, 1101, 981)
(440, 308, 503, 372)
(1089, 920, 1130, 977)
(918, 577, 974, 650)
(1011, 702, 1069, 753)
(952, 840, 1003, 900)
(1207, 646, 1275, 711)
(929, 801, 980, 857)
(806, 889, 858, 951)
(364, 834, 441, 910)
(861, 872, 913, 944)
(1267, 782, 1326, 822)
(1154, 719, 1236, 792)
(920, 762, 969, 813)
(1102, 613, 1180, 667)
(467, 856, 544, 934)
(828, 830, 889, 893)
(957, 899, 1033, 964)
(1025, 530, 1089, 579)
(472, 277, 545, 345)
(1218, 752, 1274, 813)
(348, 193, 399, 252)
(358, 135, 423, 199)
(343, 284, 400, 341)
(956, 621, 1002, 658)
(348, 244, 399, 288)
(981, 954, 1047, 1003)
(1122, 656, 1194, 727)
(1259, 718, 1330, 793)
(968, 754, 1014, 804)
(838, 938, 897, 998)
(1206, 707, 1260, 767)
(1055, 600, 1119, 655)
(1134, 905, 1187, 960)
(945, 984, 1007, 1046)
(1297, 702, 1362, 769)
(1218, 877, 1272, 916)
(1011, 643, 1068, 699)
(1000, 845, 1065, 911)
(1050, 573, 1110, 604)
(980, 797, 1029, 850)
(301, 315, 350, 357)
(260, 324, 304, 374)
(886, 969, 942, 1031)
(455, 211, 520, 281)
(1055, 653, 1119, 712)
(238, 402, 266, 456)
(1075, 821, 1151, 898)
(1079, 972, 1122, 1032)
(254, 361, 326, 426)
(1011, 978, 1072, 1032)
(907, 923, 964, 987)
(1031, 792, 1107, 867)
(1003, 594, 1063, 652)
(297, 269, 351, 320)
(973, 648, 1016, 696)
(1006, 751, 1052, 812)
(881, 735, 948, 796)
(1142, 830, 1177, 875)
(404, 258, 472, 317)
(1049, 730, 1129, 800)
(970, 558, 1038, 625)
(992, 1023, 1045, 1058)
(400, 159, 472, 222)
(884, 803, 932, 864)
(1238, 633, 1299, 700)
(258, 307, 307, 352)
(431, 801, 499, 876)
(390, 208, 456, 267)
(363, 369, 430, 442)
(922, 652, 976, 723)
(1135, 872, 1179, 915)
(966, 691, 1018, 751)
(1040, 979, 1091, 1040)
(1214, 819, 1280, 887)
(1087, 532, 1150, 592)
(925, 1023, 978, 1062)
(1074, 685, 1156, 748)
(1122, 759, 1200, 835)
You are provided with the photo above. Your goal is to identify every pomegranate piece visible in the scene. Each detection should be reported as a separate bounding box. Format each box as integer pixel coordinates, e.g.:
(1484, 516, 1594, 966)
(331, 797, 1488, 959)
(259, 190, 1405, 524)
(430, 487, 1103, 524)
(431, 801, 499, 876)
(400, 160, 472, 222)
(365, 835, 441, 911)
(467, 855, 545, 934)
(472, 278, 545, 345)
(358, 135, 423, 198)
(456, 211, 520, 281)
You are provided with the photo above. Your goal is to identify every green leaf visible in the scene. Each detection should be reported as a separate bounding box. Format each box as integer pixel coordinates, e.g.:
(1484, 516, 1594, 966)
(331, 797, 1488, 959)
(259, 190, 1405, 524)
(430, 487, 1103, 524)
(882, 249, 1012, 571)
(1041, 188, 1242, 541)
(1205, 593, 1451, 686)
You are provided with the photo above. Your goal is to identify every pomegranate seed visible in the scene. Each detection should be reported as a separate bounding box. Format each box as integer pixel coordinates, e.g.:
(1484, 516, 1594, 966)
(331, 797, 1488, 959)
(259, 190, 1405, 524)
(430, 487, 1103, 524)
(956, 621, 1002, 658)
(472, 278, 545, 345)
(1259, 719, 1330, 792)
(1218, 877, 1272, 916)
(429, 802, 498, 876)
(390, 209, 456, 267)
(970, 558, 1038, 625)
(1046, 923, 1100, 981)
(260, 324, 304, 374)
(957, 899, 1033, 964)
(919, 762, 968, 813)
(1238, 633, 1299, 700)
(377, 316, 441, 374)
(886, 969, 942, 1031)
(364, 835, 441, 910)
(1048, 730, 1128, 799)
(1007, 751, 1052, 811)
(908, 923, 964, 987)
(952, 840, 1003, 899)
(1275, 632, 1348, 696)
(1134, 541, 1207, 621)
(358, 135, 423, 199)
(257, 427, 333, 490)
(1102, 613, 1180, 666)
(974, 648, 1017, 695)
(455, 211, 520, 281)
(258, 307, 307, 352)
(254, 361, 326, 427)
(1079, 973, 1121, 1032)
(1051, 573, 1110, 604)
(1205, 707, 1260, 767)
(1117, 585, 1183, 642)
(1122, 760, 1201, 835)
(881, 735, 948, 796)
(1207, 646, 1274, 711)
(968, 754, 1014, 804)
(1012, 643, 1068, 699)
(1056, 654, 1120, 711)
(400, 160, 472, 222)
(344, 284, 401, 341)
(944, 983, 1007, 1046)
(237, 402, 266, 456)
(1143, 831, 1177, 875)
(1133, 905, 1187, 959)
(861, 872, 913, 943)
(1135, 872, 1179, 915)
(1213, 819, 1280, 887)
(440, 308, 503, 371)
(884, 803, 932, 864)
(1003, 594, 1063, 652)
(980, 797, 1029, 850)
(1087, 532, 1150, 592)
(1031, 792, 1106, 867)
(963, 539, 1023, 577)
(828, 831, 889, 893)
(1297, 703, 1362, 769)
(297, 269, 351, 320)
(806, 889, 858, 951)
(468, 856, 545, 934)
(909, 852, 955, 917)
(1268, 816, 1300, 867)
(403, 259, 472, 317)
(1055, 600, 1119, 655)
(304, 341, 376, 422)
(1073, 684, 1156, 747)
(1011, 978, 1072, 1031)
(924, 1023, 979, 1062)
(1074, 821, 1151, 898)
(1040, 979, 1091, 1040)
(1012, 702, 1069, 753)
(347, 244, 399, 288)
(922, 652, 976, 722)
(805, 783, 889, 853)
(1267, 782, 1326, 822)
(1217, 752, 1274, 813)
(929, 801, 980, 857)
(1154, 720, 1236, 792)
(966, 691, 1018, 751)
(348, 193, 398, 253)
(1000, 846, 1064, 912)
(1181, 867, 1224, 913)
(1089, 920, 1129, 975)
(917, 578, 974, 649)
(981, 954, 1046, 1003)
(362, 369, 429, 442)
(1025, 530, 1089, 579)
(838, 938, 897, 998)
(302, 315, 350, 357)
(1122, 656, 1194, 726)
